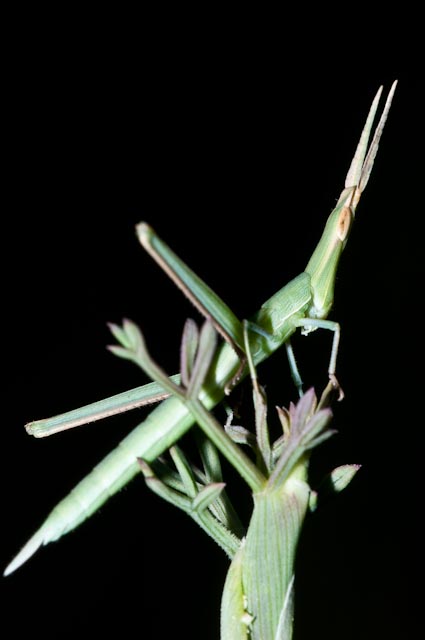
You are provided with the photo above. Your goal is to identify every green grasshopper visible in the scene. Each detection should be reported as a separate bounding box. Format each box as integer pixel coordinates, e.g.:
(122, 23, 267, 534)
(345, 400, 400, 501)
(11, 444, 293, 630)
(5, 81, 396, 587)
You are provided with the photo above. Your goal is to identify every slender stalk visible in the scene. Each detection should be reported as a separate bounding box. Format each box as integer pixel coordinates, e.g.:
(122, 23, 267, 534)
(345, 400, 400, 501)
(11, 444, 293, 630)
(187, 398, 266, 494)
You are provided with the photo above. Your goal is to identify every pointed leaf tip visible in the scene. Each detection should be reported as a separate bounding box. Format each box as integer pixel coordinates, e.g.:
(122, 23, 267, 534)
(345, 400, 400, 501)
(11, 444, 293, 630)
(330, 463, 361, 493)
(192, 482, 226, 513)
(107, 321, 131, 348)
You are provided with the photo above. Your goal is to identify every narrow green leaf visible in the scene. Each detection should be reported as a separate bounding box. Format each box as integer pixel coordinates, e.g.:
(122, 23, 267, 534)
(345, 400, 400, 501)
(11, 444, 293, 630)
(170, 445, 198, 499)
(137, 458, 191, 511)
(180, 318, 199, 387)
(186, 320, 217, 399)
(290, 387, 317, 436)
(192, 482, 225, 513)
(107, 345, 136, 362)
(123, 318, 144, 351)
(304, 428, 337, 451)
(139, 460, 240, 558)
(272, 435, 285, 463)
(301, 410, 334, 446)
(276, 405, 290, 438)
(147, 457, 188, 494)
(196, 431, 223, 483)
(194, 432, 245, 537)
(107, 321, 131, 348)
(253, 381, 272, 473)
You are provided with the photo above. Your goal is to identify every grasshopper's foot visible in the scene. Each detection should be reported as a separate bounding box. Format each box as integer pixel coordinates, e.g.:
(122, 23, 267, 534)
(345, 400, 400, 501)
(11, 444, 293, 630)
(329, 374, 344, 401)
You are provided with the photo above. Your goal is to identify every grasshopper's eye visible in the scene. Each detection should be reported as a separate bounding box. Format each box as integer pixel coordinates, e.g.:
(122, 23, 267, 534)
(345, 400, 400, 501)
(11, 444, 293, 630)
(337, 206, 352, 241)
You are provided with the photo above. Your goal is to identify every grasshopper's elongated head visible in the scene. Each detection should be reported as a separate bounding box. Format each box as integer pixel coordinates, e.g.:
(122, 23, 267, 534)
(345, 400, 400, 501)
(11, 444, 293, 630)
(305, 190, 354, 319)
(305, 80, 397, 320)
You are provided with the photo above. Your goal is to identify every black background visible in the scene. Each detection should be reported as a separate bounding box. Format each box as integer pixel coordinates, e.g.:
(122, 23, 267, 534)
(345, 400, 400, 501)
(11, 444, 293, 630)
(1, 12, 422, 640)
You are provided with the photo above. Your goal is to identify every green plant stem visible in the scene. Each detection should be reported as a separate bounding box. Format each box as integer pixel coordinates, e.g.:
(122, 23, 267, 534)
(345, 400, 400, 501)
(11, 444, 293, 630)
(186, 398, 266, 494)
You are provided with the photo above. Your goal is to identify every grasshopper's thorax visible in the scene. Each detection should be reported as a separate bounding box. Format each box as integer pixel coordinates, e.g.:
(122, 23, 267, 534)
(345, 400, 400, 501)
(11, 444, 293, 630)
(305, 201, 354, 319)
